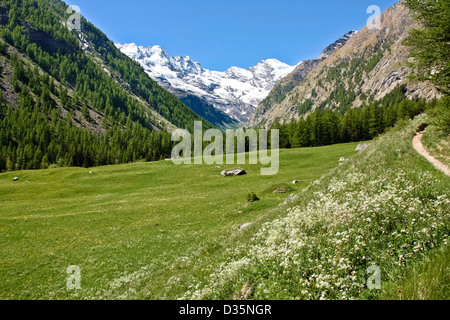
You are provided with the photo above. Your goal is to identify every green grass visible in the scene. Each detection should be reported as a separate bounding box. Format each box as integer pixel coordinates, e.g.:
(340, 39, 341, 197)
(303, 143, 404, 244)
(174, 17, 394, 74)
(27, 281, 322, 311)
(381, 245, 449, 300)
(182, 117, 450, 300)
(422, 125, 450, 167)
(0, 142, 360, 300)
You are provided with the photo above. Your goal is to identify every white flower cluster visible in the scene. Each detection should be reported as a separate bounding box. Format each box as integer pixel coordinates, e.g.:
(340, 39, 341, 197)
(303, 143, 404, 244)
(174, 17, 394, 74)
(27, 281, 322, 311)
(183, 166, 449, 300)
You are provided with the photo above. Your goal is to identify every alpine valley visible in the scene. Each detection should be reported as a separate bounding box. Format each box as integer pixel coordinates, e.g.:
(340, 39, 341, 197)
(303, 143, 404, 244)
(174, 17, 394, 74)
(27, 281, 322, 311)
(0, 0, 449, 303)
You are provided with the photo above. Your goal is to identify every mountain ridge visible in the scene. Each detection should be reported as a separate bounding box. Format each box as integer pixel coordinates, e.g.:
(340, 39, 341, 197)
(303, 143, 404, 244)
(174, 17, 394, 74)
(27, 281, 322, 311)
(249, 30, 358, 127)
(248, 2, 440, 128)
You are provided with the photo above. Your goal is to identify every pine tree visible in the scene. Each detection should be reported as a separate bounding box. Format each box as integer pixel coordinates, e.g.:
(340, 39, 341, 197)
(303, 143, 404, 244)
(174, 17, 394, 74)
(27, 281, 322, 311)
(41, 154, 49, 169)
(6, 158, 13, 171)
(403, 0, 450, 94)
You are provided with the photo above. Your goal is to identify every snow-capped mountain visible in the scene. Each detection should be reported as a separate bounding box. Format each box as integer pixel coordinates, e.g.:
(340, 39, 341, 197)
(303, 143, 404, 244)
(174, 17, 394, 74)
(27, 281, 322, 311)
(116, 43, 298, 125)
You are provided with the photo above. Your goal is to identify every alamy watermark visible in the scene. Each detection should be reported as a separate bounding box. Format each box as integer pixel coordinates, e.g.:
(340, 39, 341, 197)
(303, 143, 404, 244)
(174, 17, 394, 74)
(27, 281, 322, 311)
(67, 5, 81, 32)
(66, 265, 81, 290)
(171, 122, 280, 176)
(367, 5, 381, 30)
(367, 265, 381, 290)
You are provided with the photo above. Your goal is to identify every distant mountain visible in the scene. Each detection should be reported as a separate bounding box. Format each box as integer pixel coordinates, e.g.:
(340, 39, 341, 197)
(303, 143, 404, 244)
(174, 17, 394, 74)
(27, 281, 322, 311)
(116, 43, 298, 127)
(248, 2, 440, 128)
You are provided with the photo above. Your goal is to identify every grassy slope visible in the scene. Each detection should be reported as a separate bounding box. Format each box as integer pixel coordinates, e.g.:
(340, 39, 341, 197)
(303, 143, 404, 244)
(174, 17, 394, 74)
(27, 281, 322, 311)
(0, 142, 359, 299)
(382, 245, 449, 300)
(381, 122, 450, 300)
(183, 116, 449, 300)
(422, 125, 450, 167)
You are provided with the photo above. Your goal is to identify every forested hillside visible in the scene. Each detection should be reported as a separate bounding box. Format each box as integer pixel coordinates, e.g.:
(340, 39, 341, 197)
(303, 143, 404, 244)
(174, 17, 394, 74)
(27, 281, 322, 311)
(271, 86, 430, 148)
(0, 0, 212, 171)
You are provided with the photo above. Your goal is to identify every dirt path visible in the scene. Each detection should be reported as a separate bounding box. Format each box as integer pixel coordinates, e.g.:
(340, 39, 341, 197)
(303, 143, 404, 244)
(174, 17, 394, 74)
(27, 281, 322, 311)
(413, 132, 450, 176)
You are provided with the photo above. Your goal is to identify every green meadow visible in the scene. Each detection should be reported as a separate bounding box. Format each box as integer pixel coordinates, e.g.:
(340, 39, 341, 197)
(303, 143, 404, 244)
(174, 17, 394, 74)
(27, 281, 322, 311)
(0, 142, 360, 299)
(181, 118, 449, 300)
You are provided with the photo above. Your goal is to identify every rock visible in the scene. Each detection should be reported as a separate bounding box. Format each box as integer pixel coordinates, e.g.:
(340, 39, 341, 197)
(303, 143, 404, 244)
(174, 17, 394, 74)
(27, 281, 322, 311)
(356, 143, 368, 152)
(221, 169, 246, 177)
(339, 157, 349, 162)
(89, 171, 93, 174)
(293, 180, 300, 184)
(12, 177, 19, 182)
(237, 211, 243, 214)
(273, 190, 286, 194)
(284, 194, 297, 205)
(238, 223, 252, 230)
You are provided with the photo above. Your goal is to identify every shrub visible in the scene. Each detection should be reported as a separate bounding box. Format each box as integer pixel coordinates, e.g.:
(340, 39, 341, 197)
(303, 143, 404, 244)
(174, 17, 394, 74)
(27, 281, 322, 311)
(427, 97, 450, 134)
(246, 193, 260, 203)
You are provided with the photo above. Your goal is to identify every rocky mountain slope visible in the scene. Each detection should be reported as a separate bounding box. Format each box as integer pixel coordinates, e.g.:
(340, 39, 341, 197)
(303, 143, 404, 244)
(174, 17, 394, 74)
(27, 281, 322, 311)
(250, 31, 358, 127)
(116, 43, 298, 127)
(248, 1, 440, 128)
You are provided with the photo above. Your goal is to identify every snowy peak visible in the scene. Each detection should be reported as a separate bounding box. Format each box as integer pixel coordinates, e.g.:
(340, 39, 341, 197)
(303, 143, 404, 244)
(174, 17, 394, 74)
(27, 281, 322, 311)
(250, 59, 296, 85)
(115, 43, 140, 60)
(116, 43, 203, 76)
(116, 43, 298, 123)
(173, 56, 203, 75)
(254, 58, 294, 72)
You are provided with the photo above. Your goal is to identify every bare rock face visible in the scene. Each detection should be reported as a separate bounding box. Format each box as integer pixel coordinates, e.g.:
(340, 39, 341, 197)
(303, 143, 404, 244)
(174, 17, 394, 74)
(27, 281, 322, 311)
(356, 144, 369, 152)
(221, 169, 247, 177)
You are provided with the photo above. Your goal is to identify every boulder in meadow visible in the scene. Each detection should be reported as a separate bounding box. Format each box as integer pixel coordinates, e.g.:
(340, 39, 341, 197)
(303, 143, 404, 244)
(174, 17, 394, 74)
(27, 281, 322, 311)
(221, 169, 246, 177)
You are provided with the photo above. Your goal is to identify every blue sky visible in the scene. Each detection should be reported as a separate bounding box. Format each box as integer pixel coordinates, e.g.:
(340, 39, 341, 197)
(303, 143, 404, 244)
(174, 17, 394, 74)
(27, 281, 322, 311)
(71, 0, 398, 71)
